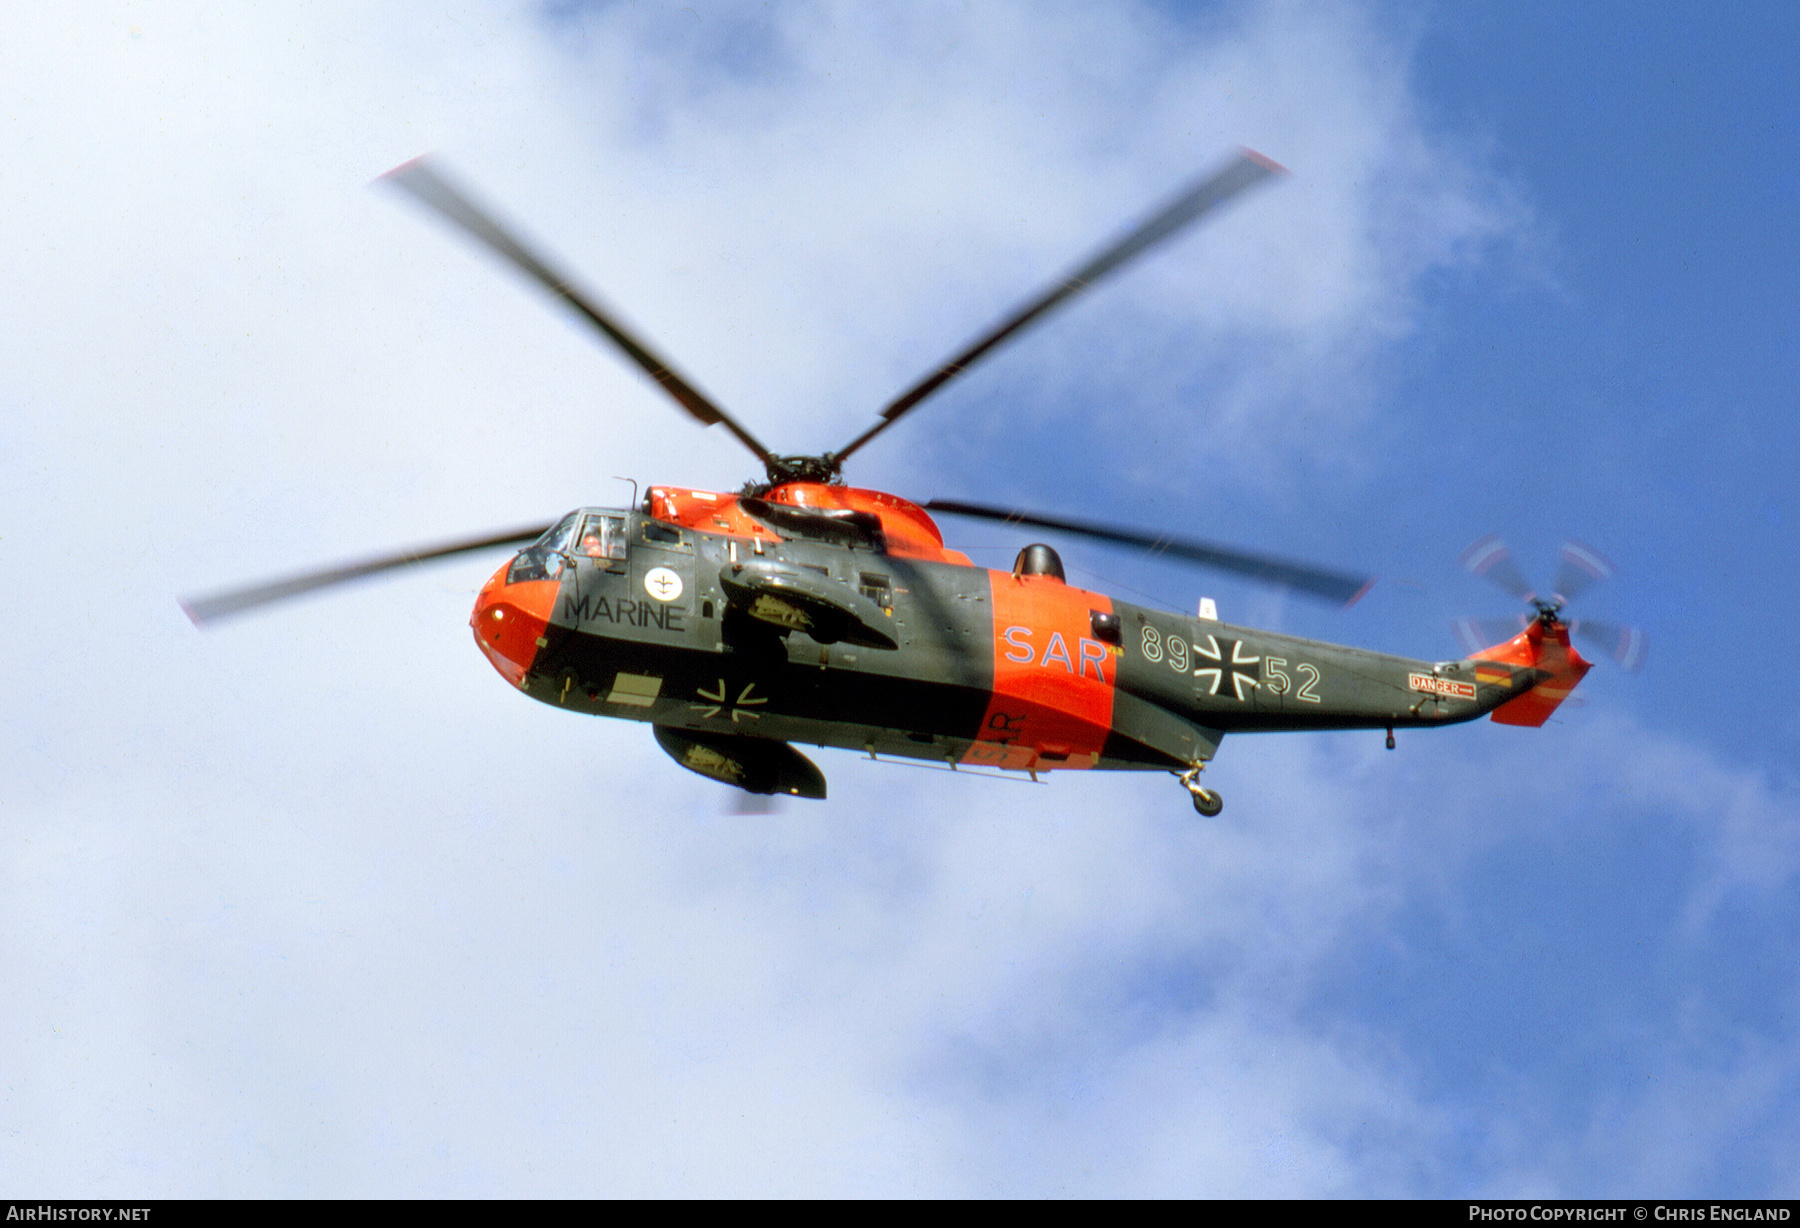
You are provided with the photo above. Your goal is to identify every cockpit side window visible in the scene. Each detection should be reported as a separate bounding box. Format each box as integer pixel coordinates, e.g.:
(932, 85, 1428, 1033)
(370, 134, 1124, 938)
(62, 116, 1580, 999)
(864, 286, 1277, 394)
(577, 513, 629, 561)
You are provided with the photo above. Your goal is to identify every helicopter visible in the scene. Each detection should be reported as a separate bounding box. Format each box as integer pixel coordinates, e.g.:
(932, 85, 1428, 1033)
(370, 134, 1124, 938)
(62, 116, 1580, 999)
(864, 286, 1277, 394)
(183, 149, 1621, 816)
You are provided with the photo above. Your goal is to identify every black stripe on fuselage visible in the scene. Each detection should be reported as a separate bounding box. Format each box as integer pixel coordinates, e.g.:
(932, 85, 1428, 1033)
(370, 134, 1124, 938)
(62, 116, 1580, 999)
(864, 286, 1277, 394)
(525, 625, 996, 749)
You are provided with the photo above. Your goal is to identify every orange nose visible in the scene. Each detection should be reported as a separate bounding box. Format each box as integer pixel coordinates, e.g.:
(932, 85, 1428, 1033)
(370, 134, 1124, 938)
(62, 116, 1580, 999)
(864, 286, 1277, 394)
(471, 563, 561, 688)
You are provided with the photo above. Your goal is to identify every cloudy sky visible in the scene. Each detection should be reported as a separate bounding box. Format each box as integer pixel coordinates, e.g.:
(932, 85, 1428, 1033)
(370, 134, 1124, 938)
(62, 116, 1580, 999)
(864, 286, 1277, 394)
(4, 0, 1797, 1197)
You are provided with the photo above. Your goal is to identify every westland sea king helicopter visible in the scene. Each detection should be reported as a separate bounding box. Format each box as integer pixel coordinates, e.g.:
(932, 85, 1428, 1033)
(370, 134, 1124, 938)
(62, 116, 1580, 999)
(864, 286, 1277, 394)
(185, 151, 1642, 814)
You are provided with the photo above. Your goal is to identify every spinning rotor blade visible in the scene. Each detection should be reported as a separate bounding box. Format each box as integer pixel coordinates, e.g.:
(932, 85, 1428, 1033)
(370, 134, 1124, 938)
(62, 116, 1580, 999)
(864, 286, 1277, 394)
(181, 524, 553, 626)
(1459, 534, 1538, 604)
(1552, 539, 1614, 606)
(381, 158, 774, 465)
(1454, 535, 1644, 670)
(1570, 618, 1647, 672)
(1451, 615, 1532, 657)
(833, 149, 1285, 467)
(926, 499, 1373, 606)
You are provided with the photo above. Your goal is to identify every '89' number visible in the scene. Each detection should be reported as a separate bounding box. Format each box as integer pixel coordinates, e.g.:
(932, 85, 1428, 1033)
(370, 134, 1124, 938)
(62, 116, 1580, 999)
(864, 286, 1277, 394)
(1139, 624, 1190, 674)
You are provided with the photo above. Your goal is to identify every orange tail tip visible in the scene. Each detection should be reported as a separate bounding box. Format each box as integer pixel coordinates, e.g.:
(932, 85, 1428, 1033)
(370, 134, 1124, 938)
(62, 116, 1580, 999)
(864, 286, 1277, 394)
(1469, 620, 1593, 728)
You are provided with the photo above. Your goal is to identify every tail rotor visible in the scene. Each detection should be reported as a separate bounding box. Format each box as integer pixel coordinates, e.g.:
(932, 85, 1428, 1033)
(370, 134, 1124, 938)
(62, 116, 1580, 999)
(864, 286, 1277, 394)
(1460, 534, 1539, 605)
(1551, 539, 1613, 607)
(1450, 613, 1531, 658)
(1568, 616, 1647, 672)
(1457, 535, 1646, 672)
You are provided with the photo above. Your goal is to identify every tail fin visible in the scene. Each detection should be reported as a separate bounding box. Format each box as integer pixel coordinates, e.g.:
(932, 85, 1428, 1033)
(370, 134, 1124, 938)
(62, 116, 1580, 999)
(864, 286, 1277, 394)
(1469, 619, 1593, 727)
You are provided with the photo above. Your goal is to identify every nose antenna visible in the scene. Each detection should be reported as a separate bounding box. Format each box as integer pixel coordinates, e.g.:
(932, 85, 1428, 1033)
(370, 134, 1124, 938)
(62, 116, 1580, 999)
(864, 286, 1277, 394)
(613, 475, 640, 510)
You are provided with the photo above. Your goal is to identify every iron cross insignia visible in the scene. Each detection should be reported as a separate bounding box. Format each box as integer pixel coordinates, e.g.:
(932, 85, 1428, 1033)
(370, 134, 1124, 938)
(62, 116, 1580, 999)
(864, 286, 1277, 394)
(691, 678, 768, 723)
(1194, 636, 1261, 701)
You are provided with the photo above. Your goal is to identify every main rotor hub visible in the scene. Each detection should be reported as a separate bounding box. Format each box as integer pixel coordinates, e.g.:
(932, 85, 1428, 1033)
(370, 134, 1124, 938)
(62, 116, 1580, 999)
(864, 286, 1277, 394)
(761, 453, 843, 488)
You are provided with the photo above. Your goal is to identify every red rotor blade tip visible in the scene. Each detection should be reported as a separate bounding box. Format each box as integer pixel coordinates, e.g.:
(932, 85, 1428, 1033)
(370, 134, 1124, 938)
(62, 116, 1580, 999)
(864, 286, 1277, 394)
(1460, 535, 1508, 575)
(1240, 148, 1289, 175)
(1560, 539, 1614, 582)
(375, 154, 430, 185)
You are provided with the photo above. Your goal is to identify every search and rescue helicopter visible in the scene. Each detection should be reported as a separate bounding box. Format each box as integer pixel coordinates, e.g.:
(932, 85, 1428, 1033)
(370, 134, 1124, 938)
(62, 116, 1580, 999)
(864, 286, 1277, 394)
(183, 150, 1633, 814)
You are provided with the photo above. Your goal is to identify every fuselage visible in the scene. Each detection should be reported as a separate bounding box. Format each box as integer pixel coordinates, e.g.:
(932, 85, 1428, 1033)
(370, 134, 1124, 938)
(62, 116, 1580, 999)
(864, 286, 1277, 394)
(470, 483, 1560, 775)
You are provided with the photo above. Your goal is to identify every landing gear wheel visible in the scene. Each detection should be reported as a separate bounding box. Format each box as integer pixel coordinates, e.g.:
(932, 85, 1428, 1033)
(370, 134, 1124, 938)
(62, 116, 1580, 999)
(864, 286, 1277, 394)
(1177, 766, 1223, 817)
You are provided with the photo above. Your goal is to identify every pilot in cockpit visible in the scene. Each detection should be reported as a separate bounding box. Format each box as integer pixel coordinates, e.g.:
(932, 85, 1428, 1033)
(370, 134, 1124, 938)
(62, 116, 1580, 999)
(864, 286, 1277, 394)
(578, 513, 628, 562)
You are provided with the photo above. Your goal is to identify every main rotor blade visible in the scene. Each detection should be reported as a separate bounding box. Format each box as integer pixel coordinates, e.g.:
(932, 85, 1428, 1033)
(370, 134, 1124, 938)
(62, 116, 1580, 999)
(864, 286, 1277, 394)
(181, 524, 552, 626)
(833, 149, 1284, 467)
(381, 157, 774, 464)
(926, 499, 1373, 606)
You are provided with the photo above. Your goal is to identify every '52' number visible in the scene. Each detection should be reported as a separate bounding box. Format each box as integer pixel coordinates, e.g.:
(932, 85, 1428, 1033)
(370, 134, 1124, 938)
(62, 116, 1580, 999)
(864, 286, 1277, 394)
(1264, 657, 1322, 704)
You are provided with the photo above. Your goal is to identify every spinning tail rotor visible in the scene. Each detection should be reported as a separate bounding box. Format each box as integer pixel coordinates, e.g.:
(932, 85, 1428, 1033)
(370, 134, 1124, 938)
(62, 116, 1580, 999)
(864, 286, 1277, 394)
(1454, 535, 1646, 672)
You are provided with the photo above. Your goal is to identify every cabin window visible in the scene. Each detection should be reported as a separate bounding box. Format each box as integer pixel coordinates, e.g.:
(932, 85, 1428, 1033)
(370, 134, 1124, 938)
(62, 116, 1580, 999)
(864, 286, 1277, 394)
(642, 520, 683, 546)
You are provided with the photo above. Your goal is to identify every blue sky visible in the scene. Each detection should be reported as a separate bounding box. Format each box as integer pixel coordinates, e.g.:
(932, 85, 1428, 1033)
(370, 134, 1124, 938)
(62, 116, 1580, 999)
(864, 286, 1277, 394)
(2, 0, 1795, 1197)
